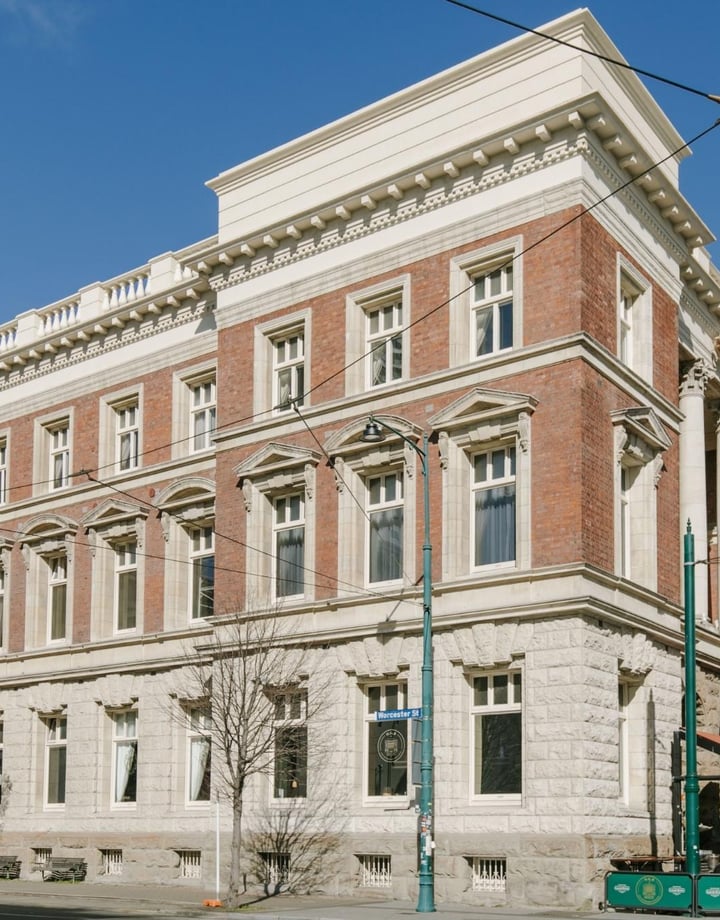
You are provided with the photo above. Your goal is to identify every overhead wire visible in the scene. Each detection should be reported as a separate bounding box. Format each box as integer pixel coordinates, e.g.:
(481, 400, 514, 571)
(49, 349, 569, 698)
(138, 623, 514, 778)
(444, 0, 720, 104)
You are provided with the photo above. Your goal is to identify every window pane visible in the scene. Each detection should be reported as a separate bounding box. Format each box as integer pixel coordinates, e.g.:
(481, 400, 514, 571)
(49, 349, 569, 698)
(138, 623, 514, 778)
(118, 570, 137, 630)
(274, 726, 307, 798)
(476, 308, 493, 356)
(475, 712, 521, 795)
(115, 740, 137, 803)
(47, 746, 66, 804)
(189, 737, 211, 801)
(475, 485, 516, 566)
(493, 674, 508, 705)
(499, 300, 513, 350)
(50, 583, 66, 641)
(369, 508, 403, 582)
(276, 525, 305, 597)
(367, 720, 407, 796)
(192, 556, 215, 618)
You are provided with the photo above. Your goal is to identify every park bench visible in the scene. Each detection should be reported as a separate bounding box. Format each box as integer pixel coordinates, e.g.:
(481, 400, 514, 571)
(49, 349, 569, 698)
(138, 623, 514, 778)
(0, 855, 21, 879)
(41, 856, 87, 882)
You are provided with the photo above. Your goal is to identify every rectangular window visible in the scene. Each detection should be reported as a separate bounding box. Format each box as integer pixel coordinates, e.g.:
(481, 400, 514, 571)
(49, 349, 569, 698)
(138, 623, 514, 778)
(273, 332, 305, 412)
(115, 402, 139, 472)
(49, 423, 70, 490)
(0, 720, 3, 805)
(115, 542, 137, 631)
(367, 301, 403, 387)
(273, 692, 307, 799)
(365, 683, 407, 798)
(274, 494, 305, 598)
(472, 672, 522, 797)
(178, 850, 202, 879)
(619, 287, 634, 367)
(188, 707, 212, 803)
(113, 710, 137, 804)
(619, 464, 636, 578)
(472, 264, 513, 356)
(48, 555, 67, 642)
(45, 716, 67, 806)
(259, 851, 290, 886)
(190, 527, 214, 619)
(0, 438, 7, 505)
(101, 849, 123, 876)
(469, 856, 507, 892)
(618, 682, 629, 803)
(367, 472, 403, 583)
(0, 566, 5, 651)
(473, 446, 516, 566)
(358, 854, 392, 888)
(190, 378, 216, 452)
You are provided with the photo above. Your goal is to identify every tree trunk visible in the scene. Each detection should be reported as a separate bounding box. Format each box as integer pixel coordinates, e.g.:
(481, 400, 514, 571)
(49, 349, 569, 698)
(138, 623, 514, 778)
(225, 787, 244, 908)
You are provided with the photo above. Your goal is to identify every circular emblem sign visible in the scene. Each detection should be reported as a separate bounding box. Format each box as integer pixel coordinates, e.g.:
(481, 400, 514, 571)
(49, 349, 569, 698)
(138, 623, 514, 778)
(635, 875, 663, 906)
(377, 729, 406, 763)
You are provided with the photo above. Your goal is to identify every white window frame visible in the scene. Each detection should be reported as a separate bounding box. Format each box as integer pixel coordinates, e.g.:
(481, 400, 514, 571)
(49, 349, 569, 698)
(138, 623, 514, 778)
(618, 677, 648, 811)
(612, 408, 670, 591)
(617, 256, 652, 383)
(99, 388, 143, 477)
(326, 417, 419, 597)
(45, 715, 67, 808)
(366, 470, 404, 586)
(272, 690, 307, 801)
(115, 399, 140, 472)
(363, 682, 409, 804)
(449, 239, 522, 368)
(19, 521, 75, 650)
(189, 525, 215, 620)
(82, 500, 147, 641)
(112, 710, 138, 807)
(345, 276, 410, 397)
(470, 670, 522, 804)
(273, 493, 305, 599)
(273, 330, 305, 413)
(47, 554, 68, 644)
(0, 719, 3, 805)
(430, 388, 534, 581)
(472, 444, 517, 570)
(0, 436, 8, 505)
(49, 422, 70, 491)
(114, 540, 137, 633)
(190, 377, 217, 453)
(187, 706, 212, 805)
(33, 412, 74, 497)
(0, 560, 6, 652)
(171, 366, 216, 460)
(236, 445, 319, 606)
(253, 311, 311, 417)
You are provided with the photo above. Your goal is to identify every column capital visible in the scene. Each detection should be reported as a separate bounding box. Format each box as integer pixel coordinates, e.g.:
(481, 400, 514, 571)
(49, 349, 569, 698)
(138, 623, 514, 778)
(680, 358, 712, 398)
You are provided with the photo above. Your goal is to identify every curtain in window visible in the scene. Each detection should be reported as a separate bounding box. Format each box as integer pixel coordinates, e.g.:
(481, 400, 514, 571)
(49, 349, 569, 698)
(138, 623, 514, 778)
(115, 741, 136, 802)
(475, 485, 515, 565)
(189, 737, 211, 801)
(276, 526, 304, 596)
(120, 431, 137, 469)
(369, 508, 403, 582)
(371, 341, 387, 386)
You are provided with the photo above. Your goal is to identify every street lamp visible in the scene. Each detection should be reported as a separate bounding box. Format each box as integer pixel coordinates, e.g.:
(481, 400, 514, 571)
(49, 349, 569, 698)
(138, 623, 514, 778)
(361, 416, 435, 913)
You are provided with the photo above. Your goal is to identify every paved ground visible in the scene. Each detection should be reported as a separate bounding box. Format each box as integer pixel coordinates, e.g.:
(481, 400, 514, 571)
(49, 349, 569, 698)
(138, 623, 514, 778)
(0, 878, 692, 920)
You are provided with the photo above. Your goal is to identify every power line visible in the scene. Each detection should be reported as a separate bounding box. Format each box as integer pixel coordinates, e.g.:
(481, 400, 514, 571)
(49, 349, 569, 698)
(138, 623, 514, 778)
(444, 0, 720, 104)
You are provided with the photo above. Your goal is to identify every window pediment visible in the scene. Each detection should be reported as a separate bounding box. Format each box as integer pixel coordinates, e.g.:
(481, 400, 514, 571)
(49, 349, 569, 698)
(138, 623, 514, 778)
(234, 443, 320, 480)
(429, 387, 537, 434)
(81, 499, 149, 530)
(155, 478, 215, 516)
(611, 407, 671, 457)
(18, 514, 77, 559)
(325, 416, 422, 461)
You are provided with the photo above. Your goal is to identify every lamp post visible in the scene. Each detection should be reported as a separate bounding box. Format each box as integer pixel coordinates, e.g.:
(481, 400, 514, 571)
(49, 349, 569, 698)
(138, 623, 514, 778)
(361, 416, 435, 913)
(684, 521, 700, 878)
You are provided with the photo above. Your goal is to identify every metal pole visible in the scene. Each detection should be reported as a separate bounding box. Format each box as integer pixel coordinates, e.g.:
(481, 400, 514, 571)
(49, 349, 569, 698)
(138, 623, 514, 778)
(416, 432, 435, 913)
(684, 521, 700, 878)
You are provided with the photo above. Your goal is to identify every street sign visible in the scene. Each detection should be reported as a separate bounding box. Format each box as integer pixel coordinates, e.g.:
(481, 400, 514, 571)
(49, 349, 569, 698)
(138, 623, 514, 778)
(376, 707, 422, 721)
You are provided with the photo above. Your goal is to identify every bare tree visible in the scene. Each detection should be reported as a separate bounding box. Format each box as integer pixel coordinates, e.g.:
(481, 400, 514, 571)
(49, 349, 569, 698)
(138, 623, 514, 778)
(175, 606, 333, 908)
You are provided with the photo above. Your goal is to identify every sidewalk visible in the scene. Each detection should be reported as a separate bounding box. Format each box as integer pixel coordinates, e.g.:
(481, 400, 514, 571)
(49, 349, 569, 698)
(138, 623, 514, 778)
(0, 877, 691, 920)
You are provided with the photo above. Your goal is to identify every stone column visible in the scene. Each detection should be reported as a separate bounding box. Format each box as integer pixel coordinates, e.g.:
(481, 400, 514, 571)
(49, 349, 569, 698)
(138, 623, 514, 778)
(680, 360, 710, 620)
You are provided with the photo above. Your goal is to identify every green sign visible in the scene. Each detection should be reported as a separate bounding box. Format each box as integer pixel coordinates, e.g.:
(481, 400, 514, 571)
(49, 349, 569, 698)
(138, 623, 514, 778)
(697, 874, 720, 912)
(605, 872, 693, 912)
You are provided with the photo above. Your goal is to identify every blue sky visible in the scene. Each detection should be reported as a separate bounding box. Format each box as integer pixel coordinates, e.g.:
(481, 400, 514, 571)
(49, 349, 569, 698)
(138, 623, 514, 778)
(1, 0, 719, 326)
